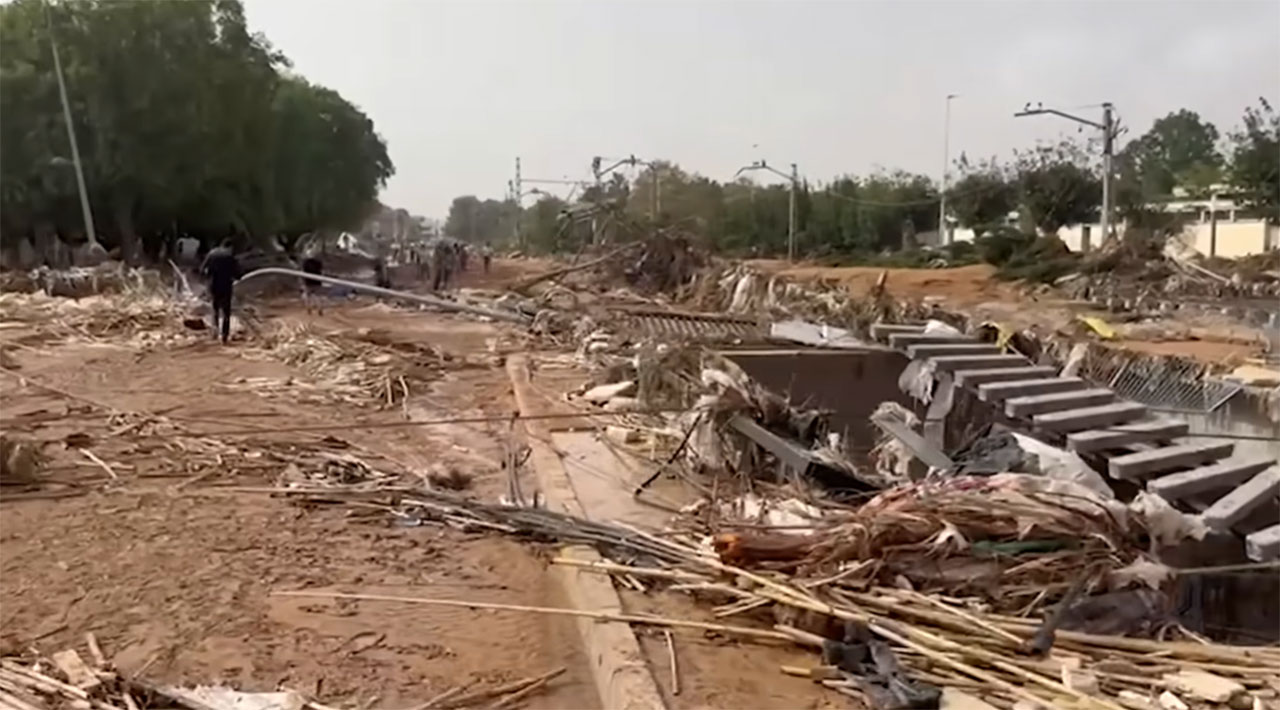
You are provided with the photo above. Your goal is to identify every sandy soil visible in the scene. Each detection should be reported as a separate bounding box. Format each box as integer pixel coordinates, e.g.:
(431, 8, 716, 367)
(0, 297, 599, 709)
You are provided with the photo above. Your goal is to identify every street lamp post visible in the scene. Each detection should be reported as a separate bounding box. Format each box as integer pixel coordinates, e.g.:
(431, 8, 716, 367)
(938, 93, 958, 245)
(592, 155, 661, 222)
(735, 160, 799, 262)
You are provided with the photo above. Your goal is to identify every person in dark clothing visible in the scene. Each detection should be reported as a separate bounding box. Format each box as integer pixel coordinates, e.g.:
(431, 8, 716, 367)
(373, 257, 391, 289)
(301, 254, 324, 314)
(200, 238, 240, 344)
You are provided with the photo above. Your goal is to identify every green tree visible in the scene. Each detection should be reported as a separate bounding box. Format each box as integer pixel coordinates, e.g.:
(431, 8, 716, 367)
(0, 0, 393, 263)
(946, 158, 1016, 234)
(1226, 97, 1279, 216)
(269, 76, 393, 253)
(1120, 109, 1222, 199)
(1012, 141, 1101, 234)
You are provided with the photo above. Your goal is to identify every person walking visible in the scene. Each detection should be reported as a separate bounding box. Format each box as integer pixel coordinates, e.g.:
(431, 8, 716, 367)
(200, 238, 241, 344)
(301, 252, 324, 314)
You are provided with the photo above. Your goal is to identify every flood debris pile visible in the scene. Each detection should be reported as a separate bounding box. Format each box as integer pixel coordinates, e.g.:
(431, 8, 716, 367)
(725, 475, 1181, 613)
(1, 400, 409, 500)
(1058, 233, 1280, 303)
(0, 286, 197, 349)
(0, 638, 567, 710)
(268, 472, 1280, 710)
(694, 263, 965, 338)
(242, 323, 456, 407)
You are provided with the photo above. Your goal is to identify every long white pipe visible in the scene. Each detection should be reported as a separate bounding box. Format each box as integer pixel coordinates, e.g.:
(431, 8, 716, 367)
(237, 267, 531, 324)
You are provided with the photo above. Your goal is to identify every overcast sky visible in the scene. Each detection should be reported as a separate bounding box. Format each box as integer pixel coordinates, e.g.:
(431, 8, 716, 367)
(243, 0, 1280, 219)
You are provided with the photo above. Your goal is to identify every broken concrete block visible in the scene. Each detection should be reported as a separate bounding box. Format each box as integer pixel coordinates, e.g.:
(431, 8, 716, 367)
(582, 380, 636, 404)
(604, 425, 642, 444)
(1246, 524, 1280, 562)
(954, 366, 1057, 387)
(1163, 669, 1245, 704)
(1067, 420, 1190, 453)
(602, 396, 640, 412)
(1148, 458, 1274, 500)
(928, 354, 1030, 372)
(978, 377, 1087, 403)
(870, 323, 925, 341)
(1108, 442, 1235, 480)
(905, 342, 1001, 359)
(888, 332, 975, 348)
(1005, 388, 1115, 418)
(1033, 402, 1146, 432)
(1198, 466, 1279, 530)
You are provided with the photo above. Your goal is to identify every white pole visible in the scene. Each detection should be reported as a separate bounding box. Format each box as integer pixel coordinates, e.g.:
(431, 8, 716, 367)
(1100, 103, 1114, 248)
(787, 163, 797, 262)
(938, 94, 957, 245)
(44, 0, 97, 247)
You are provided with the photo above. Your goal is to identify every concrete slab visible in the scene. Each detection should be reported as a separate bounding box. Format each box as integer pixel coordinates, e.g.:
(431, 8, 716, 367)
(888, 333, 976, 348)
(928, 354, 1030, 372)
(1066, 420, 1191, 453)
(906, 343, 1002, 359)
(1033, 401, 1146, 432)
(1246, 524, 1280, 562)
(1005, 388, 1116, 418)
(870, 323, 925, 340)
(954, 366, 1058, 388)
(1108, 441, 1234, 479)
(507, 355, 666, 710)
(978, 377, 1087, 404)
(1149, 457, 1275, 500)
(1200, 466, 1280, 531)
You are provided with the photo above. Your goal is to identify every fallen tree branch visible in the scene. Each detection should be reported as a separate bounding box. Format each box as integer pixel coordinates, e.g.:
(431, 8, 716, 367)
(508, 243, 641, 294)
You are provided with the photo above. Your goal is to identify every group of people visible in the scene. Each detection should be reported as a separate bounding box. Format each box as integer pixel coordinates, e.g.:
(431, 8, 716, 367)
(197, 240, 497, 345)
(421, 241, 492, 290)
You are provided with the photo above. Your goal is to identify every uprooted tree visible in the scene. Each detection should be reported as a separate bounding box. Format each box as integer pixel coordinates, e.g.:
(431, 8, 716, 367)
(0, 0, 394, 264)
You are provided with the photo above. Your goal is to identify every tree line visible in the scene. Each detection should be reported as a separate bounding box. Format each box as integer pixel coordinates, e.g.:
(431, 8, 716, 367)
(445, 101, 1278, 257)
(0, 0, 394, 265)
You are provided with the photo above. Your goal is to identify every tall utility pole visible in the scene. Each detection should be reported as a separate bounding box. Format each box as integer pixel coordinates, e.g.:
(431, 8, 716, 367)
(591, 155, 661, 221)
(938, 93, 959, 245)
(43, 0, 97, 247)
(1014, 101, 1117, 247)
(513, 157, 522, 247)
(735, 160, 800, 262)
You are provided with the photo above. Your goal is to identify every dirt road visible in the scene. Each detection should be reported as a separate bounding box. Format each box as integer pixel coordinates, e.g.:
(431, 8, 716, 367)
(0, 294, 599, 708)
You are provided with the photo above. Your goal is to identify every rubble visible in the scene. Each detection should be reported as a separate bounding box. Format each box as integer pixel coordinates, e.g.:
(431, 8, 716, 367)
(242, 322, 454, 407)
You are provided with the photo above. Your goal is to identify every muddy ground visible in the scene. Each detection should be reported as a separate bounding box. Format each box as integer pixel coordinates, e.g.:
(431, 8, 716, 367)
(0, 265, 601, 708)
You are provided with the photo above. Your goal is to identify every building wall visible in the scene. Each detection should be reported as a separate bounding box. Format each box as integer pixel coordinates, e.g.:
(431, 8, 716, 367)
(1184, 221, 1273, 258)
(1053, 219, 1277, 257)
